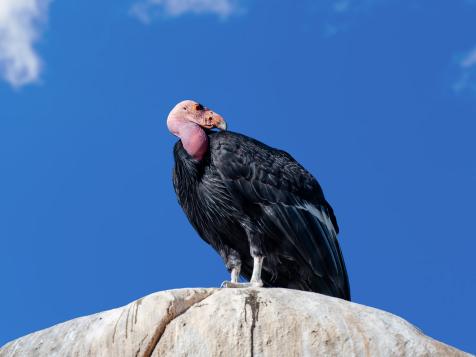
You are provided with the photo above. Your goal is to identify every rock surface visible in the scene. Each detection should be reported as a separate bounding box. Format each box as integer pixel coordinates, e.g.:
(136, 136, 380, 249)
(0, 288, 472, 357)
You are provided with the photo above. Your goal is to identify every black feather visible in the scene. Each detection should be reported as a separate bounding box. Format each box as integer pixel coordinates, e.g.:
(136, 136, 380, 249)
(172, 131, 350, 300)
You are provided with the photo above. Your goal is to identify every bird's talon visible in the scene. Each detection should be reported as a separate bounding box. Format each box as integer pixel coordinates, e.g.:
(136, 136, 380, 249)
(221, 281, 244, 288)
(250, 280, 263, 288)
(221, 281, 232, 288)
(221, 281, 259, 289)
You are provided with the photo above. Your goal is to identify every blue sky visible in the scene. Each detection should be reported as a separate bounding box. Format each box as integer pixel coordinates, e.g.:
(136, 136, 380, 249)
(1, 0, 475, 353)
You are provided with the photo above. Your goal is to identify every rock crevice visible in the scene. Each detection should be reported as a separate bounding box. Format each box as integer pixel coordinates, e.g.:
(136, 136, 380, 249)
(144, 289, 217, 357)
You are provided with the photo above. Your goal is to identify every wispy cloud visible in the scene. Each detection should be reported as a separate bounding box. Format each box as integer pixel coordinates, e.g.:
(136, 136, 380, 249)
(310, 0, 474, 37)
(453, 47, 476, 94)
(0, 0, 51, 88)
(461, 49, 476, 69)
(131, 0, 240, 24)
(302, 0, 388, 37)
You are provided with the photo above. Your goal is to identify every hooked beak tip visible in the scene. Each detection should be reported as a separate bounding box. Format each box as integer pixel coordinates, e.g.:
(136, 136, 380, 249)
(217, 120, 227, 131)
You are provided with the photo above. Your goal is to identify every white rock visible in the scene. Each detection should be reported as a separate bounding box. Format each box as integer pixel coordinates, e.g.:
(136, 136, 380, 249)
(0, 288, 472, 357)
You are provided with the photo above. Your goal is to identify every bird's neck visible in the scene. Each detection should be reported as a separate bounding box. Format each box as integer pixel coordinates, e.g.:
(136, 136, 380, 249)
(170, 119, 208, 161)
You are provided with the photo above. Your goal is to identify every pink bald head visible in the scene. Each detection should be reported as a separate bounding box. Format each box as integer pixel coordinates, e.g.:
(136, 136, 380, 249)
(167, 100, 227, 161)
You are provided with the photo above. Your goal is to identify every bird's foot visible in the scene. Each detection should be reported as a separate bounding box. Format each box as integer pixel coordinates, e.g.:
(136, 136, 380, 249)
(220, 280, 263, 288)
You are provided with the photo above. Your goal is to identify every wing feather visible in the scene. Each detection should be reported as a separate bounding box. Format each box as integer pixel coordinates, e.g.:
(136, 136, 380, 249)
(210, 132, 350, 299)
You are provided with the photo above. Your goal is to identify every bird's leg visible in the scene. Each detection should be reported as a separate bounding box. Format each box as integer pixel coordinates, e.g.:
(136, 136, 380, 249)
(249, 256, 264, 287)
(221, 256, 264, 288)
(221, 264, 243, 288)
(220, 248, 244, 288)
(221, 227, 264, 288)
(246, 229, 264, 287)
(231, 266, 240, 283)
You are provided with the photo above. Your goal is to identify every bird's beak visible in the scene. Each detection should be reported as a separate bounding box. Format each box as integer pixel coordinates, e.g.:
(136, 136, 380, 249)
(214, 115, 227, 131)
(204, 111, 227, 131)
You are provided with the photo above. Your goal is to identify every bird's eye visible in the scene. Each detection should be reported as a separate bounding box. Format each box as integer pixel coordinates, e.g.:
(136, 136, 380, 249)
(195, 103, 204, 111)
(183, 107, 187, 110)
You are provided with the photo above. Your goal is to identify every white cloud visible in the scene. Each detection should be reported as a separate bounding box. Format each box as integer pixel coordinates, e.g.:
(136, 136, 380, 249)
(461, 49, 476, 69)
(131, 0, 239, 24)
(453, 47, 476, 94)
(0, 0, 50, 88)
(303, 0, 386, 37)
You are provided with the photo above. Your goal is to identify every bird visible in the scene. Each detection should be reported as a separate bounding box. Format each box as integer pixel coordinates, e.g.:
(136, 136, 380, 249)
(167, 100, 350, 300)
